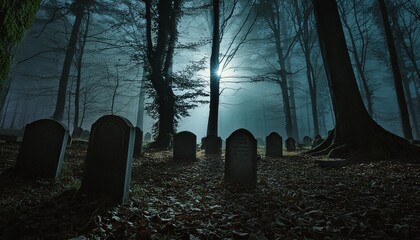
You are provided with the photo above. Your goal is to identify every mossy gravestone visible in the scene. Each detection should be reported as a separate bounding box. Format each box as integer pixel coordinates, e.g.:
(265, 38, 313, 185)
(15, 119, 69, 179)
(265, 132, 283, 157)
(173, 131, 196, 160)
(225, 129, 257, 185)
(79, 115, 135, 203)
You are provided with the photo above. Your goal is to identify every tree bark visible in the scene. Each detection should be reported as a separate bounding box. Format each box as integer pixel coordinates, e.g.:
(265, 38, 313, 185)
(145, 0, 179, 148)
(207, 0, 221, 138)
(378, 0, 413, 140)
(308, 0, 418, 160)
(52, 3, 85, 121)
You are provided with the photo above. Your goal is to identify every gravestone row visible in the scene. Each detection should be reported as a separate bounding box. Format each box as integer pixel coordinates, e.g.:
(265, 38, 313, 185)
(11, 120, 295, 201)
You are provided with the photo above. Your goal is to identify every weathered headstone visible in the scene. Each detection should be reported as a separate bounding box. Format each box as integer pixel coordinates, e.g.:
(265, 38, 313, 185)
(205, 135, 222, 154)
(303, 136, 313, 147)
(15, 119, 69, 179)
(265, 132, 283, 157)
(312, 134, 323, 148)
(225, 129, 257, 185)
(134, 127, 143, 156)
(144, 132, 152, 142)
(285, 137, 296, 151)
(79, 115, 135, 203)
(173, 131, 196, 160)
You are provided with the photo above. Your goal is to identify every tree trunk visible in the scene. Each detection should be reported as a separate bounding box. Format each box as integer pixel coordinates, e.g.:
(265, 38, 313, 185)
(136, 63, 147, 130)
(52, 4, 84, 121)
(145, 0, 179, 148)
(279, 73, 293, 138)
(308, 0, 418, 160)
(378, 0, 413, 140)
(73, 12, 89, 138)
(207, 0, 220, 138)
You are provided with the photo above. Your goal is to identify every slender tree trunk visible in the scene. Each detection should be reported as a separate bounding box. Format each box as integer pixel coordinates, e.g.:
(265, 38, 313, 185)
(279, 72, 293, 138)
(52, 5, 84, 121)
(73, 12, 89, 138)
(207, 0, 220, 138)
(287, 58, 299, 140)
(378, 0, 413, 140)
(136, 64, 147, 129)
(309, 0, 417, 160)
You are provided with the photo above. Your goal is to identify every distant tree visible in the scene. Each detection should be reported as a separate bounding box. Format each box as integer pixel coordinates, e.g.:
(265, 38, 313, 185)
(338, 0, 376, 116)
(258, 0, 301, 139)
(309, 0, 418, 159)
(378, 0, 413, 140)
(206, 0, 257, 146)
(0, 0, 41, 115)
(291, 0, 321, 136)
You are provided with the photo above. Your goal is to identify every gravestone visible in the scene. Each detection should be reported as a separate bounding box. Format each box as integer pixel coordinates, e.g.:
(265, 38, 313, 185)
(173, 131, 196, 160)
(265, 132, 282, 157)
(79, 115, 135, 203)
(134, 127, 143, 156)
(303, 136, 313, 147)
(285, 137, 296, 151)
(205, 135, 222, 154)
(312, 135, 323, 148)
(144, 132, 152, 142)
(81, 130, 90, 139)
(225, 129, 257, 185)
(201, 137, 206, 149)
(15, 119, 69, 179)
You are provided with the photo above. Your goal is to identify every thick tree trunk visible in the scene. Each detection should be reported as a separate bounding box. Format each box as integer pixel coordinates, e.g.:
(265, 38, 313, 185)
(207, 0, 220, 138)
(309, 0, 418, 160)
(378, 0, 413, 140)
(52, 5, 84, 121)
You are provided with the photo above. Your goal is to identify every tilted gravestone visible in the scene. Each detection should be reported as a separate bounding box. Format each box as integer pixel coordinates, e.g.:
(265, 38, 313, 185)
(312, 134, 323, 148)
(265, 132, 282, 157)
(173, 131, 196, 160)
(205, 135, 222, 154)
(134, 127, 143, 156)
(144, 132, 152, 142)
(303, 136, 313, 147)
(15, 119, 69, 179)
(79, 115, 135, 203)
(285, 137, 296, 151)
(225, 129, 257, 185)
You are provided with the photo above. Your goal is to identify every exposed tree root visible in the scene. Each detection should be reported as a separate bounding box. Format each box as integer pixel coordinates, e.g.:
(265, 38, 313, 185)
(306, 127, 420, 162)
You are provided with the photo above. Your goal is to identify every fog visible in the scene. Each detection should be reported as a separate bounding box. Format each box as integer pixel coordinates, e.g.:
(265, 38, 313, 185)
(1, 0, 418, 142)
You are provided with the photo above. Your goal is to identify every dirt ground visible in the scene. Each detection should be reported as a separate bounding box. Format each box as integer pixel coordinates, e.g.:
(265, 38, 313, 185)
(0, 141, 419, 239)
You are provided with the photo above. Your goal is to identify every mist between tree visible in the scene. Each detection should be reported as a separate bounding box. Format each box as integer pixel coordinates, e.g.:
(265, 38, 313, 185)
(1, 0, 419, 145)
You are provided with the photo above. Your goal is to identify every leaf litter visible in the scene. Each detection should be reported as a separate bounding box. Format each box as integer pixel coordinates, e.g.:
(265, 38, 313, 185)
(0, 142, 419, 239)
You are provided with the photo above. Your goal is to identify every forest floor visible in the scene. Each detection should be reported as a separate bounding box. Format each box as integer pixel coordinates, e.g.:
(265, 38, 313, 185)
(0, 141, 420, 240)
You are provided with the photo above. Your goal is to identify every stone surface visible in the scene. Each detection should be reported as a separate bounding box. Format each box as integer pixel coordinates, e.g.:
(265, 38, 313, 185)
(225, 129, 257, 185)
(144, 132, 152, 142)
(265, 132, 282, 157)
(15, 119, 69, 179)
(285, 137, 296, 151)
(173, 131, 196, 160)
(79, 115, 135, 203)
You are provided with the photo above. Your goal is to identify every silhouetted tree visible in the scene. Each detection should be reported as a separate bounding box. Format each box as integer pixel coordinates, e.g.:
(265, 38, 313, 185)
(378, 0, 413, 140)
(309, 0, 418, 159)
